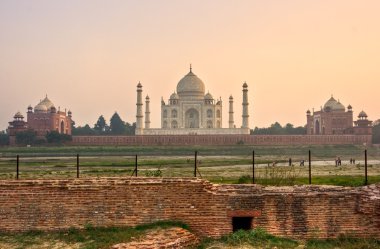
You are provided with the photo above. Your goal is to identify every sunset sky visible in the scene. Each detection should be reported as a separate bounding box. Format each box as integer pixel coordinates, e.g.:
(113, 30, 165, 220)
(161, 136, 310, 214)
(1, 0, 379, 131)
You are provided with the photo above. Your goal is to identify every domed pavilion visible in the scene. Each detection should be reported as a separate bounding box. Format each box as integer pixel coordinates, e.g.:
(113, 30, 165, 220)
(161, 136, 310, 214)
(7, 96, 73, 145)
(306, 96, 372, 135)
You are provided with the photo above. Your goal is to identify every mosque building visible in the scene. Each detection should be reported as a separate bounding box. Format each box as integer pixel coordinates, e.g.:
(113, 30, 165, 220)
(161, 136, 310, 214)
(306, 96, 372, 135)
(7, 96, 72, 145)
(135, 66, 251, 135)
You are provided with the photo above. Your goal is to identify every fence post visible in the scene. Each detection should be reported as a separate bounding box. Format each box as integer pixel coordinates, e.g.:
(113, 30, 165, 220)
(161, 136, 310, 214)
(308, 150, 311, 184)
(252, 150, 255, 184)
(76, 154, 79, 178)
(194, 151, 198, 177)
(364, 149, 368, 185)
(16, 155, 19, 180)
(135, 154, 138, 177)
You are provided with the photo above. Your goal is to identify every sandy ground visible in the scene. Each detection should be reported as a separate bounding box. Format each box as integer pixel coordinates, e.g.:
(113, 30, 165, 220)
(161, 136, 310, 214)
(0, 241, 81, 249)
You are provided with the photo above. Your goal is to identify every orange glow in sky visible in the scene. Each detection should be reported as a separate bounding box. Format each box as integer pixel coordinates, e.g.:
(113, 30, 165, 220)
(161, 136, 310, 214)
(1, 0, 379, 130)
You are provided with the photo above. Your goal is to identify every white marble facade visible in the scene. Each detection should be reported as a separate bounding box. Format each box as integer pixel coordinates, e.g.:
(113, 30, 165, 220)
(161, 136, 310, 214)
(135, 66, 250, 135)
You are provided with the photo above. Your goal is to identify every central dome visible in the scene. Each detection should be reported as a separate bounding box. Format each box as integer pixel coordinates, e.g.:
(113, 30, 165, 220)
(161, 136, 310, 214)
(176, 68, 205, 98)
(323, 96, 345, 112)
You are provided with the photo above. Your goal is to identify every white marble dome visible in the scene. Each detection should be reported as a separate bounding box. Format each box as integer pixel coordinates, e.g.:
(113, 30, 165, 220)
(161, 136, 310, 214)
(34, 103, 48, 113)
(39, 96, 55, 109)
(324, 96, 345, 112)
(170, 92, 179, 100)
(33, 96, 55, 113)
(176, 68, 205, 98)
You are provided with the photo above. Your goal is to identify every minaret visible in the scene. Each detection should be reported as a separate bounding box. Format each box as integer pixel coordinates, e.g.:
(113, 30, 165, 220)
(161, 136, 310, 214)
(136, 82, 144, 135)
(242, 82, 249, 129)
(145, 95, 150, 129)
(229, 95, 234, 128)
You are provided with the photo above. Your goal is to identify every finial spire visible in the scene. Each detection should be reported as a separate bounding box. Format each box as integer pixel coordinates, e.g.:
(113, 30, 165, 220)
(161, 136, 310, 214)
(190, 64, 192, 72)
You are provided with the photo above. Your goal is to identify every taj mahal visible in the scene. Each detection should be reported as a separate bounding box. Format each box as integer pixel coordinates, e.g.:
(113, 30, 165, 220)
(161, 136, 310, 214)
(135, 66, 250, 135)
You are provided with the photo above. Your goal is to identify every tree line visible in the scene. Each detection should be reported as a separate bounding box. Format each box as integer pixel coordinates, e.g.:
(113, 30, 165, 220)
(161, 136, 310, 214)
(251, 122, 307, 135)
(72, 112, 136, 136)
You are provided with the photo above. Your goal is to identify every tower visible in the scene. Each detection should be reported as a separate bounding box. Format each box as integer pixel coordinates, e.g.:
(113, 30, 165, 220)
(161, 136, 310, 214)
(242, 82, 249, 129)
(136, 82, 144, 135)
(145, 95, 150, 129)
(229, 95, 234, 128)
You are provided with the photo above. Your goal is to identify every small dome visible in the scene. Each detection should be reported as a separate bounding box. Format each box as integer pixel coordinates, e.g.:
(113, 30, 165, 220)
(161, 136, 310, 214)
(14, 112, 24, 119)
(358, 111, 368, 118)
(306, 109, 311, 114)
(229, 95, 233, 99)
(170, 92, 179, 100)
(347, 104, 352, 110)
(242, 82, 248, 88)
(50, 106, 56, 113)
(176, 68, 205, 98)
(204, 92, 213, 100)
(34, 103, 48, 113)
(27, 105, 33, 110)
(137, 82, 142, 88)
(145, 95, 150, 100)
(334, 101, 345, 111)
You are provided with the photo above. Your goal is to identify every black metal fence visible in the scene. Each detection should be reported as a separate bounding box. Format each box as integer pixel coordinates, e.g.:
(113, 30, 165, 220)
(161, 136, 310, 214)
(3, 149, 376, 186)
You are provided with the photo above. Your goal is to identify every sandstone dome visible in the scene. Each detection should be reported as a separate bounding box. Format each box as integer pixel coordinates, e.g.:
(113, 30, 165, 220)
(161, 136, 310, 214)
(176, 68, 205, 98)
(358, 110, 368, 118)
(13, 112, 24, 119)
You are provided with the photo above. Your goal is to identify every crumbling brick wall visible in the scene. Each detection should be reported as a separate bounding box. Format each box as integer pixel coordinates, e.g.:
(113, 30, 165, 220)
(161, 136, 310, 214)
(0, 178, 378, 239)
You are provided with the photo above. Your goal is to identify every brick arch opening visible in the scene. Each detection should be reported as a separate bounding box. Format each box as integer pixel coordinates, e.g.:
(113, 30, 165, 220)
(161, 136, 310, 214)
(232, 217, 252, 232)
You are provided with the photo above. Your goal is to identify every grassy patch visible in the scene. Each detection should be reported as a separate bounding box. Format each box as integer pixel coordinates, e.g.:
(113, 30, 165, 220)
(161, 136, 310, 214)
(198, 228, 299, 248)
(233, 175, 380, 187)
(0, 220, 188, 249)
(306, 236, 380, 249)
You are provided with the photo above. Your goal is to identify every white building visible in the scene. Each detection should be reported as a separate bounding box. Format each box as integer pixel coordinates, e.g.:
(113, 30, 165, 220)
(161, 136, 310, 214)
(135, 66, 250, 135)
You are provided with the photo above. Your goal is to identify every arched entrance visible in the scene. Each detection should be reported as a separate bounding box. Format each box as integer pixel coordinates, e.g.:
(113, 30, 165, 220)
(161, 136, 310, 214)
(185, 108, 199, 128)
(60, 121, 65, 134)
(315, 120, 320, 135)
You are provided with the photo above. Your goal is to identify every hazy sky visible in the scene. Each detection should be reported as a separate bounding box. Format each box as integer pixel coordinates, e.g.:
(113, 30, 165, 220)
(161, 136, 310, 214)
(1, 0, 379, 131)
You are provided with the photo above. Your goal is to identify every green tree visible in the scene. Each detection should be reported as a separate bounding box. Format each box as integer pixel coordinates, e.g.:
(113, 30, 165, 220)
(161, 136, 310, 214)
(94, 115, 109, 133)
(125, 122, 136, 135)
(46, 131, 72, 144)
(251, 122, 306, 135)
(372, 122, 380, 144)
(109, 112, 126, 134)
(0, 131, 9, 146)
(72, 124, 96, 135)
(15, 129, 37, 145)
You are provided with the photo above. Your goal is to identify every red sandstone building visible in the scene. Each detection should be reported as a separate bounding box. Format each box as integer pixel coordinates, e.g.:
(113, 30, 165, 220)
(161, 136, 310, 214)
(306, 96, 372, 136)
(7, 96, 72, 145)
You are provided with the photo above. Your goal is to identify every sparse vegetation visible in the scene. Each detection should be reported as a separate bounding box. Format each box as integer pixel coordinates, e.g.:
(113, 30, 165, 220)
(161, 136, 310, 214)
(1, 223, 379, 249)
(0, 221, 188, 249)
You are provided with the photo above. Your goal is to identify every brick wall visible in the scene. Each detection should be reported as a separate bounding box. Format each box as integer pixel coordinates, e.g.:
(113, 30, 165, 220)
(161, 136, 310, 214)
(71, 134, 372, 146)
(0, 178, 378, 239)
